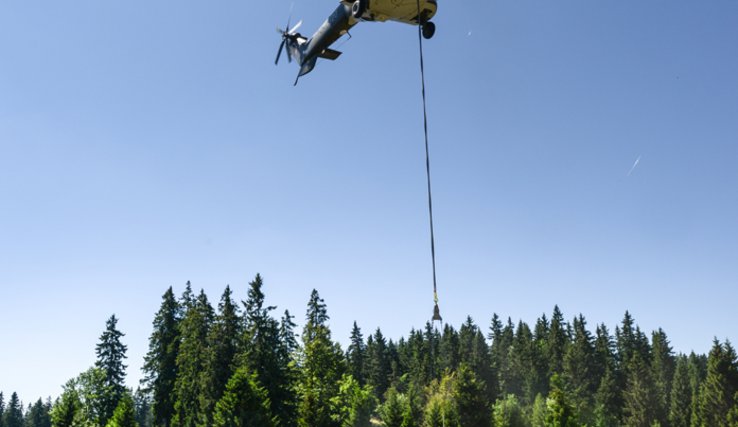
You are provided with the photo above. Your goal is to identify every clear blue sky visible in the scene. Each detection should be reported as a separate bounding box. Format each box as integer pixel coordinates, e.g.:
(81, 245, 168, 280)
(2, 0, 737, 403)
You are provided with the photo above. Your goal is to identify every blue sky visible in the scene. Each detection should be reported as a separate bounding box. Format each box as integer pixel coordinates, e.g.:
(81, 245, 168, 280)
(2, 0, 737, 402)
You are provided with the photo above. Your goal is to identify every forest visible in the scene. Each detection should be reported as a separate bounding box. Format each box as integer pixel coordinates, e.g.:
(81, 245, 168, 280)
(3, 274, 738, 427)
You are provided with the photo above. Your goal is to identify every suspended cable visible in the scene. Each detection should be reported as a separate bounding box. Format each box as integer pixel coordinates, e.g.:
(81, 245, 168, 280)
(416, 0, 441, 325)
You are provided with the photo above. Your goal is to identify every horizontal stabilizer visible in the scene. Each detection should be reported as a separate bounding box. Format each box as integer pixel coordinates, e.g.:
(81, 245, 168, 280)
(318, 48, 342, 60)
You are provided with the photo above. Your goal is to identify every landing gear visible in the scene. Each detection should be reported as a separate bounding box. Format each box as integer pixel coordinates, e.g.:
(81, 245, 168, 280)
(352, 0, 367, 19)
(422, 21, 436, 39)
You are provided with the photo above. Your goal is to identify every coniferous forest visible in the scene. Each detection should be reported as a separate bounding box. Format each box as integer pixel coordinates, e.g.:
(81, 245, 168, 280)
(4, 275, 738, 427)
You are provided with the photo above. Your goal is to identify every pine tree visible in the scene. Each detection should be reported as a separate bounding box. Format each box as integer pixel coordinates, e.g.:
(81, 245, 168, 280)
(563, 314, 596, 423)
(50, 381, 82, 427)
(651, 329, 675, 426)
(297, 289, 345, 427)
(173, 289, 214, 427)
(212, 367, 275, 427)
(545, 373, 579, 427)
(365, 328, 390, 399)
(669, 355, 692, 427)
(24, 398, 51, 427)
(132, 388, 152, 427)
(201, 286, 242, 424)
(240, 275, 296, 427)
(379, 388, 405, 427)
(439, 324, 460, 373)
(452, 363, 488, 427)
(697, 339, 738, 426)
(3, 393, 23, 427)
(458, 317, 494, 404)
(491, 394, 526, 427)
(141, 286, 181, 427)
(346, 322, 367, 386)
(622, 351, 657, 427)
(95, 315, 129, 426)
(329, 374, 376, 427)
(0, 392, 5, 427)
(105, 393, 139, 427)
(548, 306, 569, 378)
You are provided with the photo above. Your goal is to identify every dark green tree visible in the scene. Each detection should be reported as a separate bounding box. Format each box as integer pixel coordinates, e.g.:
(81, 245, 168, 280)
(3, 393, 23, 427)
(0, 392, 5, 427)
(696, 339, 738, 426)
(105, 393, 138, 427)
(547, 306, 569, 378)
(651, 328, 675, 426)
(439, 324, 460, 373)
(459, 317, 495, 404)
(453, 363, 489, 427)
(95, 315, 128, 426)
(140, 286, 181, 427)
(545, 374, 578, 427)
(668, 355, 692, 427)
(132, 388, 152, 427)
(201, 285, 242, 424)
(622, 351, 657, 427)
(173, 289, 214, 427)
(24, 399, 51, 427)
(212, 367, 275, 427)
(240, 275, 296, 427)
(50, 380, 83, 427)
(297, 289, 345, 427)
(365, 328, 390, 399)
(346, 322, 366, 386)
(562, 314, 596, 423)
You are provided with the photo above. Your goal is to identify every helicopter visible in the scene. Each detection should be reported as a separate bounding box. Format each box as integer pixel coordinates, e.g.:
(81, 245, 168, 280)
(275, 0, 438, 85)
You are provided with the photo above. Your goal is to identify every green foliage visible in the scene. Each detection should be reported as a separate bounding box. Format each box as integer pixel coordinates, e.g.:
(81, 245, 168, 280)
(95, 315, 128, 426)
(173, 289, 214, 427)
(4, 393, 23, 427)
(545, 374, 578, 427)
(668, 356, 692, 427)
(330, 374, 377, 427)
(140, 286, 180, 427)
(212, 367, 274, 427)
(623, 351, 657, 427)
(453, 363, 489, 427)
(491, 394, 527, 427)
(530, 394, 547, 427)
(365, 329, 391, 399)
(696, 339, 738, 426)
(346, 322, 366, 386)
(105, 393, 138, 427)
(379, 388, 405, 427)
(651, 329, 675, 426)
(25, 398, 52, 427)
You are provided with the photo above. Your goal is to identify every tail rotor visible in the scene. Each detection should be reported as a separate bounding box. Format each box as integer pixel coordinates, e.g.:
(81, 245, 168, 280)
(275, 19, 303, 65)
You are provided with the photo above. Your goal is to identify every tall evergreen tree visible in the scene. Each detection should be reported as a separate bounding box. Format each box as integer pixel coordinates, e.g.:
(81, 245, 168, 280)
(563, 314, 596, 423)
(365, 328, 390, 399)
(297, 289, 345, 427)
(0, 392, 5, 427)
(141, 286, 181, 427)
(546, 374, 579, 427)
(3, 393, 23, 427)
(669, 355, 692, 427)
(24, 398, 51, 427)
(201, 285, 242, 424)
(132, 388, 152, 427)
(172, 289, 214, 427)
(438, 324, 460, 373)
(212, 367, 275, 427)
(105, 393, 139, 427)
(240, 274, 296, 427)
(697, 339, 738, 426)
(548, 306, 569, 377)
(95, 315, 128, 426)
(346, 322, 367, 386)
(622, 351, 657, 427)
(651, 328, 675, 426)
(452, 363, 488, 427)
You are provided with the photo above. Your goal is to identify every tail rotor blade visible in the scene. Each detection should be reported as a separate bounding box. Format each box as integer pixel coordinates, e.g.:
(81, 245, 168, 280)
(289, 20, 302, 34)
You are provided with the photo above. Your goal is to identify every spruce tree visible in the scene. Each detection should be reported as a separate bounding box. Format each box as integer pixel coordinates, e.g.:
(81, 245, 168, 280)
(439, 324, 460, 373)
(651, 329, 675, 426)
(201, 285, 242, 424)
(24, 398, 51, 427)
(548, 306, 569, 377)
(452, 363, 488, 427)
(697, 339, 738, 425)
(3, 393, 22, 427)
(346, 322, 367, 386)
(172, 289, 214, 427)
(95, 315, 128, 426)
(105, 393, 138, 427)
(563, 314, 596, 423)
(669, 355, 692, 427)
(545, 373, 579, 427)
(622, 351, 657, 427)
(212, 367, 274, 427)
(0, 392, 5, 427)
(297, 289, 345, 427)
(491, 394, 526, 427)
(365, 328, 390, 399)
(141, 286, 181, 427)
(240, 275, 295, 427)
(132, 388, 152, 427)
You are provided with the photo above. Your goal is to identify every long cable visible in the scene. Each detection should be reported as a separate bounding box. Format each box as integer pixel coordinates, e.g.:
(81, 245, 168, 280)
(415, 0, 440, 321)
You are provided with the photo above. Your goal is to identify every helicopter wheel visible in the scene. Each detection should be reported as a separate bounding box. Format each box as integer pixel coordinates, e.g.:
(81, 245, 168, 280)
(422, 21, 436, 39)
(352, 0, 367, 19)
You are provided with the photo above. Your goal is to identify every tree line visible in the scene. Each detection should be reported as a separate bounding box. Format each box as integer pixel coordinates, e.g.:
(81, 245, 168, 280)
(4, 274, 738, 426)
